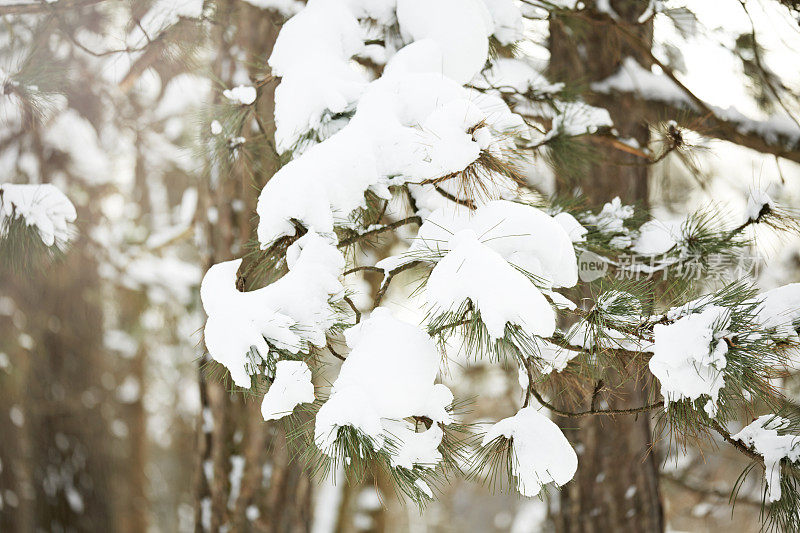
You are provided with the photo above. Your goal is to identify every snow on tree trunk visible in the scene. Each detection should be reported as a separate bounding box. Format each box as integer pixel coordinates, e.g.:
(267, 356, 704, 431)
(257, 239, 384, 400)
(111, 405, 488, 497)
(548, 2, 664, 531)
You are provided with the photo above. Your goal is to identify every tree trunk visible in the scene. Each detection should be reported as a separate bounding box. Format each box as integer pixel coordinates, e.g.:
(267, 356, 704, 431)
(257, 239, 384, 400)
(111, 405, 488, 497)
(195, 3, 313, 532)
(548, 2, 664, 532)
(0, 239, 117, 532)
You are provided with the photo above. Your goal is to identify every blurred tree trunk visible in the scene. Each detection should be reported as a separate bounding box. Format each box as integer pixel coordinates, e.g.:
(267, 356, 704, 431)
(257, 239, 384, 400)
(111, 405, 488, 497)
(0, 234, 117, 532)
(548, 2, 664, 532)
(195, 3, 312, 531)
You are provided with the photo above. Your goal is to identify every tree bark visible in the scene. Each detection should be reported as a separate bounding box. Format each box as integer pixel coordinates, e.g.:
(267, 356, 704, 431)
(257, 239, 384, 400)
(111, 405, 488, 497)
(195, 3, 313, 532)
(548, 2, 664, 532)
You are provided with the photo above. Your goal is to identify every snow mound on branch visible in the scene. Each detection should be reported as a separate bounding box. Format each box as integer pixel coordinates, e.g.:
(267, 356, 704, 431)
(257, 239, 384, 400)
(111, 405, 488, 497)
(475, 57, 563, 96)
(378, 200, 578, 290)
(591, 57, 687, 105)
(482, 0, 524, 45)
(553, 212, 587, 243)
(314, 308, 453, 466)
(632, 218, 681, 255)
(223, 85, 257, 105)
(482, 407, 577, 497)
(426, 230, 556, 339)
(747, 189, 773, 222)
(382, 419, 445, 469)
(261, 360, 315, 420)
(649, 306, 730, 417)
(396, 0, 491, 84)
(268, 0, 368, 152)
(343, 0, 397, 24)
(201, 231, 345, 388)
(258, 43, 524, 247)
(535, 339, 579, 374)
(0, 183, 77, 247)
(732, 415, 800, 502)
(753, 283, 800, 339)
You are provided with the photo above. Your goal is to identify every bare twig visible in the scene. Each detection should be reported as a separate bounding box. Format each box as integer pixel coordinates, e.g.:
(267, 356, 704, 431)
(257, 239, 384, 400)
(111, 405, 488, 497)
(338, 216, 422, 247)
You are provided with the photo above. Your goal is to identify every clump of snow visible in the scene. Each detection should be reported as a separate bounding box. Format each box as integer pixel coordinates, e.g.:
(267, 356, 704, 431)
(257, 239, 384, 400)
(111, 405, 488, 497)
(746, 190, 773, 222)
(396, 0, 491, 84)
(378, 201, 578, 290)
(268, 0, 367, 152)
(649, 306, 730, 416)
(632, 219, 680, 255)
(584, 197, 634, 234)
(223, 85, 257, 105)
(261, 360, 315, 420)
(582, 197, 636, 249)
(0, 183, 77, 247)
(753, 283, 800, 339)
(426, 229, 556, 339)
(591, 57, 688, 105)
(314, 308, 453, 467)
(732, 415, 800, 502)
(535, 339, 579, 374)
(553, 212, 587, 243)
(201, 230, 345, 388)
(258, 45, 524, 246)
(481, 0, 524, 45)
(481, 407, 577, 497)
(476, 57, 563, 97)
(543, 102, 613, 140)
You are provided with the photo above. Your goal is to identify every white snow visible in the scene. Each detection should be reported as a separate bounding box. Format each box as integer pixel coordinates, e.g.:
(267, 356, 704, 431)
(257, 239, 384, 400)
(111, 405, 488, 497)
(553, 212, 587, 243)
(201, 230, 345, 388)
(223, 85, 257, 106)
(379, 201, 578, 290)
(426, 229, 556, 339)
(481, 0, 524, 45)
(258, 46, 524, 246)
(482, 407, 578, 497)
(314, 308, 453, 465)
(261, 360, 315, 420)
(544, 102, 613, 140)
(649, 306, 730, 416)
(268, 0, 367, 152)
(584, 197, 634, 235)
(746, 189, 773, 221)
(396, 0, 491, 84)
(535, 339, 579, 374)
(241, 0, 304, 16)
(0, 183, 77, 247)
(591, 57, 688, 105)
(632, 219, 681, 255)
(753, 283, 800, 339)
(732, 415, 800, 502)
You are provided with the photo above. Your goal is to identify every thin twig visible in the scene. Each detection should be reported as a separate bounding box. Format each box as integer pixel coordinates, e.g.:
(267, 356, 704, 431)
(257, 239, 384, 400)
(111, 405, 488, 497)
(528, 385, 663, 418)
(343, 265, 384, 276)
(338, 216, 422, 247)
(374, 261, 421, 307)
(343, 295, 361, 324)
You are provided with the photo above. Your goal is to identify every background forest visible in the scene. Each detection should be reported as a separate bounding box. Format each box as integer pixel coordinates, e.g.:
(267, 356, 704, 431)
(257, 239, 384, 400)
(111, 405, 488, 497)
(3, 1, 800, 532)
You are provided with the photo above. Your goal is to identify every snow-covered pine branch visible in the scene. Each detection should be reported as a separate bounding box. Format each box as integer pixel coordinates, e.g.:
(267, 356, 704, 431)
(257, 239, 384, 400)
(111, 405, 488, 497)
(196, 0, 800, 525)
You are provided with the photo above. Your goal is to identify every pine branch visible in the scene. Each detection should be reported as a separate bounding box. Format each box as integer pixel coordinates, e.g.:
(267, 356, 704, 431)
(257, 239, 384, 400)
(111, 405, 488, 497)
(527, 382, 663, 418)
(374, 261, 421, 307)
(595, 10, 800, 164)
(343, 265, 384, 276)
(338, 216, 422, 247)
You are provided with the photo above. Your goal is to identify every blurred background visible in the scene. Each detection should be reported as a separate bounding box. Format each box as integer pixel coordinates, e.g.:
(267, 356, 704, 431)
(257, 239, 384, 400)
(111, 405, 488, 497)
(1, 0, 800, 532)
